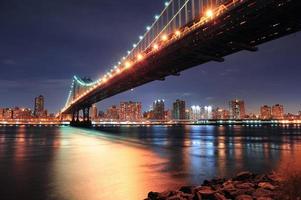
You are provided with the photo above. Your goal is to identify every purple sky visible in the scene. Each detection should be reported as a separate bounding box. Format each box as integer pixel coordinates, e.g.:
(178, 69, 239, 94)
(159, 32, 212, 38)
(0, 0, 300, 114)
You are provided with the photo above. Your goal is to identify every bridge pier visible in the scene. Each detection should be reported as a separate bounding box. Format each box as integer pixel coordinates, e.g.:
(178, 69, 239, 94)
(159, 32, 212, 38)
(70, 106, 92, 128)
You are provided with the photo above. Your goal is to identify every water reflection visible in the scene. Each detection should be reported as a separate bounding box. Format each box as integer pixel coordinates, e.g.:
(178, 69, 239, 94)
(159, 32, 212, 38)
(0, 125, 301, 199)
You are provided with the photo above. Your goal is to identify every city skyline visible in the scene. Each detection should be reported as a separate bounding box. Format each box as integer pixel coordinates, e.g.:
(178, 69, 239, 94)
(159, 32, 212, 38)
(1, 0, 301, 114)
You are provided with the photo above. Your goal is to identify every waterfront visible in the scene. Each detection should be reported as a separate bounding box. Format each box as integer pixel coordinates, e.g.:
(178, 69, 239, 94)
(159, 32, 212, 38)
(0, 125, 301, 200)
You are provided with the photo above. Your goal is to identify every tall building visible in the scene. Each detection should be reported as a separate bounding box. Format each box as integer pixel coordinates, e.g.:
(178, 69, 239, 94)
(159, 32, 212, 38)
(119, 101, 142, 122)
(229, 99, 245, 119)
(106, 105, 119, 120)
(0, 108, 4, 119)
(172, 99, 186, 120)
(91, 104, 98, 120)
(153, 100, 165, 120)
(203, 106, 213, 119)
(272, 104, 284, 119)
(190, 105, 202, 121)
(34, 95, 46, 117)
(260, 105, 272, 120)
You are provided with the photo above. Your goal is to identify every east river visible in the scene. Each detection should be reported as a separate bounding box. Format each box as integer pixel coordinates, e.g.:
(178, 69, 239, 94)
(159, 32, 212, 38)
(0, 125, 301, 200)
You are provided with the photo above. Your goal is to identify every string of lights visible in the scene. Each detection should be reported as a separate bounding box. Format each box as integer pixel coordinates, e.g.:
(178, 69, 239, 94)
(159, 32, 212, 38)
(60, 0, 240, 114)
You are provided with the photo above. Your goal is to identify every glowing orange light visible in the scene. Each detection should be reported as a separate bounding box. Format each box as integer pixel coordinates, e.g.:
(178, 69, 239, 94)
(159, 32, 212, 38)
(175, 30, 181, 36)
(137, 54, 143, 61)
(116, 68, 121, 73)
(205, 9, 214, 18)
(153, 43, 159, 50)
(125, 61, 132, 68)
(161, 34, 168, 41)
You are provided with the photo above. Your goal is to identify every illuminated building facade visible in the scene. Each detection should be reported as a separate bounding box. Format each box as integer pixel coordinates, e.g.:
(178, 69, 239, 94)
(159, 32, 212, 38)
(260, 105, 272, 120)
(229, 99, 245, 119)
(212, 108, 230, 119)
(34, 95, 46, 117)
(91, 104, 98, 120)
(172, 99, 186, 120)
(190, 105, 201, 120)
(153, 100, 165, 120)
(272, 104, 284, 119)
(106, 105, 119, 120)
(119, 101, 142, 121)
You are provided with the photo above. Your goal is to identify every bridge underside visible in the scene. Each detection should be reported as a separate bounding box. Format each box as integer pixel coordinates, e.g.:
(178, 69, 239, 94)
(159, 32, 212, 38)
(65, 0, 301, 118)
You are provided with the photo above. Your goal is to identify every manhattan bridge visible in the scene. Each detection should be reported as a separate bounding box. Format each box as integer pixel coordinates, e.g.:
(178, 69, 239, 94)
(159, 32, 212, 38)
(58, 0, 301, 126)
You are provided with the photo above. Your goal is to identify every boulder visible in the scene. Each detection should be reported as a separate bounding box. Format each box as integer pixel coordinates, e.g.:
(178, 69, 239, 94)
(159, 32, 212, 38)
(214, 193, 227, 200)
(235, 194, 253, 200)
(235, 182, 255, 189)
(180, 186, 195, 194)
(258, 182, 275, 190)
(148, 191, 160, 200)
(196, 187, 215, 200)
(252, 188, 273, 198)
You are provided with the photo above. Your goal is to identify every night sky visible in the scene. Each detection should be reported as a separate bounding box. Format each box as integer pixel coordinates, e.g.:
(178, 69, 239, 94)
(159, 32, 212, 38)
(0, 0, 300, 114)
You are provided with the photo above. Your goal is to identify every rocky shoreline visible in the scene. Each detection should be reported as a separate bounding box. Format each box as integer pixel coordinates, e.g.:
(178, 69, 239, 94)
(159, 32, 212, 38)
(145, 171, 293, 200)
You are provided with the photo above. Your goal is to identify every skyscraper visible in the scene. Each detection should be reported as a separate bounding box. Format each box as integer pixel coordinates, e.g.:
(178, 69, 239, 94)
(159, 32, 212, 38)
(106, 105, 119, 120)
(260, 105, 272, 120)
(172, 99, 186, 120)
(153, 100, 165, 120)
(34, 95, 45, 117)
(272, 104, 284, 119)
(91, 104, 98, 120)
(190, 105, 201, 121)
(119, 101, 142, 122)
(229, 99, 245, 119)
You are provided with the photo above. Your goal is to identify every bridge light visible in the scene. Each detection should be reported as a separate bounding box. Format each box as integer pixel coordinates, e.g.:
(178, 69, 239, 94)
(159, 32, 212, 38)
(154, 15, 160, 20)
(133, 44, 137, 48)
(146, 26, 151, 31)
(175, 30, 181, 36)
(161, 34, 168, 41)
(137, 53, 143, 61)
(127, 51, 131, 55)
(116, 68, 121, 73)
(164, 2, 169, 7)
(205, 9, 214, 18)
(153, 43, 159, 50)
(125, 61, 132, 69)
(139, 36, 143, 40)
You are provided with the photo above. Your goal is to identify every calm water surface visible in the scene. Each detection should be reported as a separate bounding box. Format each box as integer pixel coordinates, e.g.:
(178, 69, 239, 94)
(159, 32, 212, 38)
(1, 125, 301, 200)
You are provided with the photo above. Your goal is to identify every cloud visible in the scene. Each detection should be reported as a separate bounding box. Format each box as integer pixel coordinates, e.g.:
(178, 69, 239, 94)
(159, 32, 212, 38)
(0, 78, 70, 90)
(1, 59, 16, 65)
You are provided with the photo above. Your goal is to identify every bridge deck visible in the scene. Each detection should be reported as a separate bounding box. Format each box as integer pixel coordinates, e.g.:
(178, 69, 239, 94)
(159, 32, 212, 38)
(64, 0, 301, 113)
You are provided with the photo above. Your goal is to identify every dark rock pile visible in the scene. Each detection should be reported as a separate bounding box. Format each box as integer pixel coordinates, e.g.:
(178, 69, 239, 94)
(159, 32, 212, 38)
(146, 171, 284, 200)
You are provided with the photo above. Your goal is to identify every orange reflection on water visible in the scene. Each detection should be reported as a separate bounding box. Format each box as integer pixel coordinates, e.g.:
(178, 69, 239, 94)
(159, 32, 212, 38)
(51, 128, 183, 200)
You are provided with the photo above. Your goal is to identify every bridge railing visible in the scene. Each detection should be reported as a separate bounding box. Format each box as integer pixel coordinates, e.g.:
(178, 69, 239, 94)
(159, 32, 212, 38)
(127, 0, 231, 60)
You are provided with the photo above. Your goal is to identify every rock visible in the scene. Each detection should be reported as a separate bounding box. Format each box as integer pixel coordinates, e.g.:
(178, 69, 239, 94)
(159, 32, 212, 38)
(234, 171, 253, 181)
(258, 182, 275, 190)
(180, 186, 195, 194)
(148, 191, 160, 199)
(181, 193, 194, 200)
(256, 197, 273, 200)
(252, 188, 273, 198)
(166, 195, 183, 200)
(235, 194, 253, 200)
(235, 182, 255, 189)
(196, 187, 215, 199)
(214, 193, 227, 200)
(195, 186, 212, 192)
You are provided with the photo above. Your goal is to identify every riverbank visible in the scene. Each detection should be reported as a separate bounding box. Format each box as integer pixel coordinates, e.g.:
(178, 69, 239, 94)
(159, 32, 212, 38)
(146, 171, 301, 200)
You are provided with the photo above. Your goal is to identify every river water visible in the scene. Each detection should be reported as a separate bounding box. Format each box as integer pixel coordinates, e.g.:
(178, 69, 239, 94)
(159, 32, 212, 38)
(0, 125, 301, 200)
